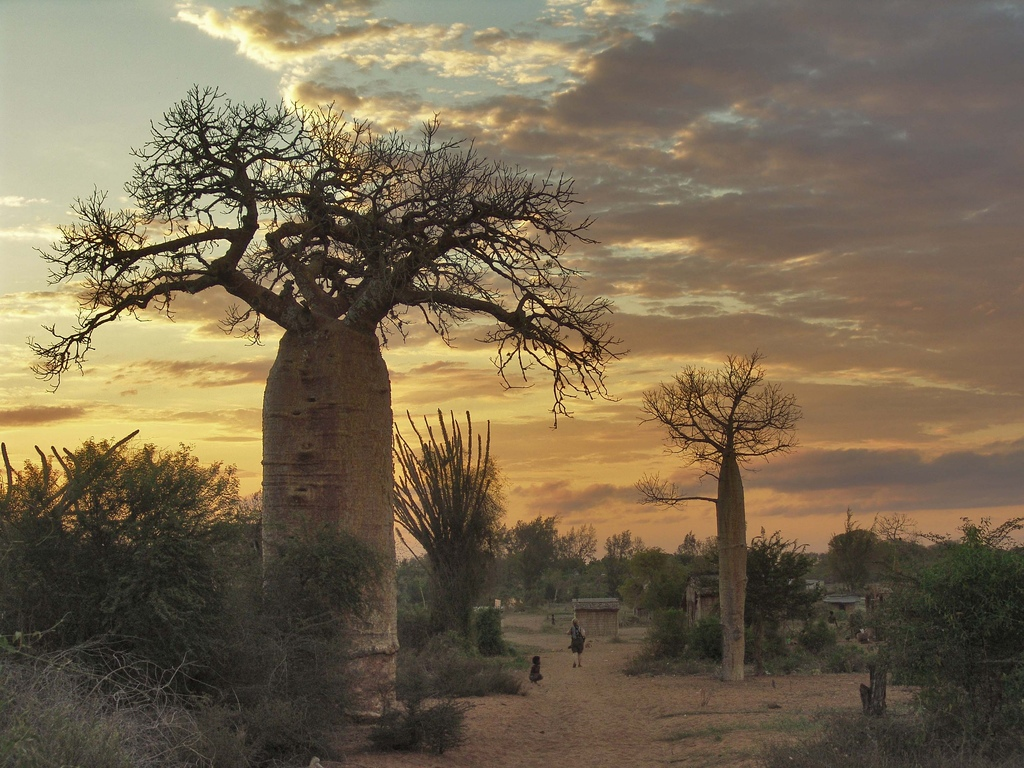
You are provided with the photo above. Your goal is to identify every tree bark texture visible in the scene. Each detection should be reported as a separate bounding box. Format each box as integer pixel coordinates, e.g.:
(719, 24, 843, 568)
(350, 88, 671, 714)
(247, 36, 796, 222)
(262, 323, 397, 717)
(860, 663, 888, 716)
(717, 454, 747, 681)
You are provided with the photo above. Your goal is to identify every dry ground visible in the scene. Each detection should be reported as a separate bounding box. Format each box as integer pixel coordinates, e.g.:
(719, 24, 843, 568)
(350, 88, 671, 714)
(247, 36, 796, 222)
(335, 612, 912, 768)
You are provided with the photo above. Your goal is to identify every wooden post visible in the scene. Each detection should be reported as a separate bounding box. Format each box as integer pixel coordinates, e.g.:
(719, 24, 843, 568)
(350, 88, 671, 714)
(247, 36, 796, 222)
(859, 663, 887, 716)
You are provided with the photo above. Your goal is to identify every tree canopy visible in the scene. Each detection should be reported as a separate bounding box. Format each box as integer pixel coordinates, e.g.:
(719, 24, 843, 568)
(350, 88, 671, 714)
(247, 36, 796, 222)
(33, 87, 619, 419)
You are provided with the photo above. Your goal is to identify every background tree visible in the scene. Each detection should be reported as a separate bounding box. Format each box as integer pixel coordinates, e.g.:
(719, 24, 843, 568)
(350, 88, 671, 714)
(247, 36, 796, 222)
(638, 351, 801, 681)
(506, 516, 561, 597)
(33, 88, 618, 710)
(603, 529, 646, 597)
(882, 518, 1024, 755)
(827, 509, 880, 592)
(618, 548, 689, 612)
(745, 529, 819, 674)
(393, 410, 505, 638)
(557, 524, 598, 571)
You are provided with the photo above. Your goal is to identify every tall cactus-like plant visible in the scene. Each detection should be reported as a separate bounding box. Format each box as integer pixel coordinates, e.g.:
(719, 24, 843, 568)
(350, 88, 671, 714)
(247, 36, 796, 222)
(393, 411, 505, 637)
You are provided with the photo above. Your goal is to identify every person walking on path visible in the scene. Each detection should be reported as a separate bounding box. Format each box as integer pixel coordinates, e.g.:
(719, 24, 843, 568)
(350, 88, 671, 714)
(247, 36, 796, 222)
(568, 618, 586, 668)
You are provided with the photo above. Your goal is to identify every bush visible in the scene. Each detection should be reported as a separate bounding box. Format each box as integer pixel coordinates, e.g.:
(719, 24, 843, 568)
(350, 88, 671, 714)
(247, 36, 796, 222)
(0, 645, 205, 768)
(798, 619, 837, 655)
(473, 607, 506, 656)
(369, 699, 469, 755)
(0, 438, 241, 684)
(644, 609, 690, 659)
(397, 633, 521, 699)
(691, 615, 723, 662)
(823, 644, 871, 674)
(883, 538, 1024, 757)
(397, 604, 433, 652)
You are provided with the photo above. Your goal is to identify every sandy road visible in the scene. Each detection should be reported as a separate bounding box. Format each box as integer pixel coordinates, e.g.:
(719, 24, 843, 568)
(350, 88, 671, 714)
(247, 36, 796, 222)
(338, 612, 907, 768)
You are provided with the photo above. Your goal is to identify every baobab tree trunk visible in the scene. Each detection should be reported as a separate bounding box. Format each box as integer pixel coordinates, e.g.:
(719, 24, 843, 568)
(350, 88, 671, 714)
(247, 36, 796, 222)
(262, 322, 397, 717)
(717, 453, 747, 681)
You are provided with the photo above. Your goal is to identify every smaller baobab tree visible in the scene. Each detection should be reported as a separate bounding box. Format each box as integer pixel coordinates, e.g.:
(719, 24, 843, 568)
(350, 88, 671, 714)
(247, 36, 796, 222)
(393, 410, 505, 638)
(638, 351, 800, 681)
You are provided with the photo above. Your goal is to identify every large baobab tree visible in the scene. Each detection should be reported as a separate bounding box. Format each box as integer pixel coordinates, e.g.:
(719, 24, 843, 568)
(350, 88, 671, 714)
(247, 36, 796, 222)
(32, 87, 619, 713)
(638, 352, 800, 681)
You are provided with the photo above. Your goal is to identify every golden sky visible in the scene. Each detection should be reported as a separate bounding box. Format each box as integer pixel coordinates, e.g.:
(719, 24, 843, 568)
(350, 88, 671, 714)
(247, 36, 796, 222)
(2, 0, 1023, 552)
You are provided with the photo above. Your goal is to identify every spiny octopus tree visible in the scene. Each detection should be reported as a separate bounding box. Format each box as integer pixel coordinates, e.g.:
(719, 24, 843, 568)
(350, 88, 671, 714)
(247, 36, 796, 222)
(32, 87, 620, 714)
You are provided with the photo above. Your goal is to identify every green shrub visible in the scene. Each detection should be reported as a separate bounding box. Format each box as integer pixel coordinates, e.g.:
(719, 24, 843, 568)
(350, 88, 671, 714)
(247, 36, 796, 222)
(0, 438, 242, 684)
(823, 644, 871, 674)
(691, 615, 723, 662)
(882, 537, 1024, 757)
(473, 607, 505, 656)
(398, 604, 433, 652)
(369, 699, 469, 755)
(644, 609, 690, 659)
(397, 633, 521, 699)
(798, 619, 837, 655)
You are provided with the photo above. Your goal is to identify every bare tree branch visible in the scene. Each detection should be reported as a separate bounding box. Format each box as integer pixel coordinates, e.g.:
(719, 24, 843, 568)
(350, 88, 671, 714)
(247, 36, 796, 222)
(33, 89, 621, 419)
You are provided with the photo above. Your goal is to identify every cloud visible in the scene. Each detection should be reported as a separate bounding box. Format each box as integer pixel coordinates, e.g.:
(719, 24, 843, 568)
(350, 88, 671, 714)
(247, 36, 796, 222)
(151, 0, 1024, 546)
(0, 405, 88, 427)
(109, 359, 272, 389)
(0, 196, 49, 208)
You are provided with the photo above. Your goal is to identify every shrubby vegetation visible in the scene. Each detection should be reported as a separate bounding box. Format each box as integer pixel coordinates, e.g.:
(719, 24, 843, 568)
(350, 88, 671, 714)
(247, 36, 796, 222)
(0, 436, 380, 766)
(765, 518, 1024, 768)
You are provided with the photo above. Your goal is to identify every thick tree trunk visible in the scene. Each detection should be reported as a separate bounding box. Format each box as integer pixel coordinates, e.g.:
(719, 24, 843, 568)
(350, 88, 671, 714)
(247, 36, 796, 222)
(262, 322, 397, 717)
(716, 454, 747, 681)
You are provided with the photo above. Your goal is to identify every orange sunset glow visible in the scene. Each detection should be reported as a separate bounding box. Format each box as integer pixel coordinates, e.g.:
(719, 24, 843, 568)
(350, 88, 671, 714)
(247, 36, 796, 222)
(2, 0, 1023, 553)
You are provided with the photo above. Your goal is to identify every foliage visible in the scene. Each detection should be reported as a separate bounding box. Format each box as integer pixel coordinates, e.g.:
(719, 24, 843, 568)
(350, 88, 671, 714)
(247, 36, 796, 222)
(640, 611, 722, 663)
(745, 529, 819, 672)
(473, 607, 506, 657)
(393, 410, 505, 637)
(0, 435, 240, 681)
(827, 509, 880, 592)
(0, 435, 382, 765)
(882, 525, 1024, 757)
(397, 633, 521, 701)
(603, 529, 647, 596)
(675, 531, 718, 573)
(759, 712, 1016, 768)
(798, 619, 838, 655)
(643, 609, 691, 659)
(369, 700, 469, 756)
(0, 645, 209, 768)
(506, 516, 561, 595)
(618, 548, 689, 611)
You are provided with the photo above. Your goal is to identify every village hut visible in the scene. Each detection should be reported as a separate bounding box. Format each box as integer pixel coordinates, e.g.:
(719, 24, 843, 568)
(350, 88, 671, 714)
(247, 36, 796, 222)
(685, 574, 719, 625)
(572, 598, 620, 638)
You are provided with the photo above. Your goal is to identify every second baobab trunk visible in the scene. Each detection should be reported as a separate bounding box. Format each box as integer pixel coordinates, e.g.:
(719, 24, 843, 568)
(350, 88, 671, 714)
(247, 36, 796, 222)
(638, 351, 801, 681)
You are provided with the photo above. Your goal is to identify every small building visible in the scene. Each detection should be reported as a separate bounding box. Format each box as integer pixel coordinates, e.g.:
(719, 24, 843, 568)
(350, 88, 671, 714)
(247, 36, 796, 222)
(823, 594, 866, 614)
(572, 598, 620, 638)
(685, 574, 719, 625)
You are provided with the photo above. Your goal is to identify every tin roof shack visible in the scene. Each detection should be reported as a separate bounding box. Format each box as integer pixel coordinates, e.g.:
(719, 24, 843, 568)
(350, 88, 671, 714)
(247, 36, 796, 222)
(685, 574, 719, 625)
(823, 594, 866, 614)
(572, 598, 620, 638)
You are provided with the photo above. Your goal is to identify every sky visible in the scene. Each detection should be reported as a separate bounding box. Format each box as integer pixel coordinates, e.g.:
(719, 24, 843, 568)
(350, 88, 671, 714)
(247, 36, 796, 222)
(2, 0, 1023, 553)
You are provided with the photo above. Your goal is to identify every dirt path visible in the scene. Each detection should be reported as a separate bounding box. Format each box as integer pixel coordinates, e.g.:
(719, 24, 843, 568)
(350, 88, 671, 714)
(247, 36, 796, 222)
(339, 612, 910, 767)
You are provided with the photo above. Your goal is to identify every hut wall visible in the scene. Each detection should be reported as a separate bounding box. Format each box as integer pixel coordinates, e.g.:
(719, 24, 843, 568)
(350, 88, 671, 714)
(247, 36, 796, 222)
(575, 609, 618, 638)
